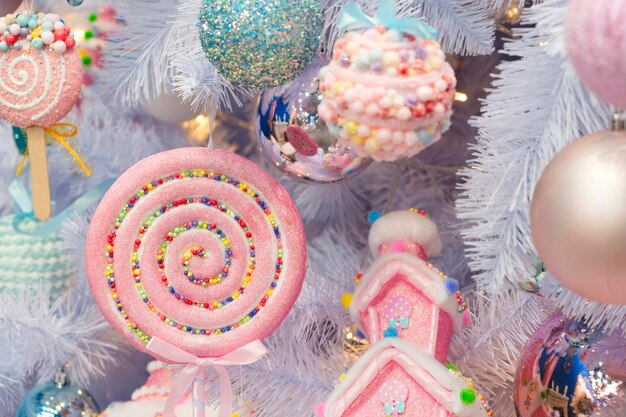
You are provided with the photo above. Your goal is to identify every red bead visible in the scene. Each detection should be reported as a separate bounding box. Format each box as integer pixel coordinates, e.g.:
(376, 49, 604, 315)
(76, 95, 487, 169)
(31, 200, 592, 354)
(4, 34, 16, 46)
(54, 30, 67, 42)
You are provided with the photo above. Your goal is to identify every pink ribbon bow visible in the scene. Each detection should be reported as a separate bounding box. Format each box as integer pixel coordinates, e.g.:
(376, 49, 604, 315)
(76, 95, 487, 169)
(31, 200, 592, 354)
(146, 337, 268, 417)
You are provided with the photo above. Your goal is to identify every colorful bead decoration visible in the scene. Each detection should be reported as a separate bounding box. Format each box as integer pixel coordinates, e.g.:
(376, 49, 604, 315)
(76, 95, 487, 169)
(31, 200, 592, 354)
(0, 12, 77, 54)
(104, 170, 284, 341)
(86, 148, 306, 359)
(0, 11, 83, 128)
(319, 26, 456, 162)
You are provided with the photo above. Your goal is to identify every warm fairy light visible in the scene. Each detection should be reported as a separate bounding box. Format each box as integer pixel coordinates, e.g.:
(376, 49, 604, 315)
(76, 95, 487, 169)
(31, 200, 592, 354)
(455, 92, 468, 102)
(74, 29, 86, 43)
(181, 114, 212, 145)
(506, 7, 520, 20)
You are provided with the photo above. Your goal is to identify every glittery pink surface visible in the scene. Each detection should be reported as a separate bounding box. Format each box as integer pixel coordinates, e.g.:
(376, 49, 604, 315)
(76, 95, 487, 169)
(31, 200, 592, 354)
(361, 275, 454, 363)
(0, 49, 83, 128)
(342, 361, 451, 417)
(566, 0, 626, 108)
(85, 148, 307, 360)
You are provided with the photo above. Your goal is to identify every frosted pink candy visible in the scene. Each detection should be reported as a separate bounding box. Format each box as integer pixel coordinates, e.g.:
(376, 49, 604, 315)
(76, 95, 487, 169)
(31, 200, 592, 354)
(382, 296, 412, 322)
(566, 0, 626, 108)
(0, 48, 83, 128)
(379, 380, 408, 415)
(85, 148, 307, 361)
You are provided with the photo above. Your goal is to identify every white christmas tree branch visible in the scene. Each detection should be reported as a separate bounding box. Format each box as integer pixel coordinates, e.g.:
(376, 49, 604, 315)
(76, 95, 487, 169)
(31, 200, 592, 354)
(457, 0, 609, 294)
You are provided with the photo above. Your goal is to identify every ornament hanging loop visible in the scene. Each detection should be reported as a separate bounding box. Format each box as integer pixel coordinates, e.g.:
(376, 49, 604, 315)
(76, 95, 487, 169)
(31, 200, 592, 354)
(611, 110, 625, 131)
(54, 363, 70, 388)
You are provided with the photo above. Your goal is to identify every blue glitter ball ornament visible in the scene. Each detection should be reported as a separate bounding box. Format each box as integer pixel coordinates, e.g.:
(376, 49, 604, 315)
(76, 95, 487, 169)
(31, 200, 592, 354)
(16, 372, 99, 417)
(197, 0, 322, 89)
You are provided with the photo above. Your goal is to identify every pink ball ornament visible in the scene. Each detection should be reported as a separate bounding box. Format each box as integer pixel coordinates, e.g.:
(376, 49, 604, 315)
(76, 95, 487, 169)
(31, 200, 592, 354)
(566, 0, 626, 108)
(531, 130, 626, 304)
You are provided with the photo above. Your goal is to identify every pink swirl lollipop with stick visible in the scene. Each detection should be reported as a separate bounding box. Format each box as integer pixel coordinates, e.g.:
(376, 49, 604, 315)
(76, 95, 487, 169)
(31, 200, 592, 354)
(87, 148, 307, 416)
(0, 12, 83, 220)
(86, 148, 307, 359)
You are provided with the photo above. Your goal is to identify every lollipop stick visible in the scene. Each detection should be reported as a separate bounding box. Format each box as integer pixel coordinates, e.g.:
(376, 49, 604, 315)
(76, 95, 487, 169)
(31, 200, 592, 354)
(26, 126, 51, 220)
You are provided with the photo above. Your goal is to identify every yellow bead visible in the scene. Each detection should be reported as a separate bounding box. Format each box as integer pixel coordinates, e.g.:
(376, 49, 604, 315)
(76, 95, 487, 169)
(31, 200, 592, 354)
(352, 136, 365, 146)
(341, 293, 353, 309)
(346, 121, 358, 135)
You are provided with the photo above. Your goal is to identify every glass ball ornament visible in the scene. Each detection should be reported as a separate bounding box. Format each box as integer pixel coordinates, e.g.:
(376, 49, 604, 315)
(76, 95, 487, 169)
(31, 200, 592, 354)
(197, 0, 322, 90)
(67, 0, 85, 6)
(514, 311, 625, 417)
(530, 129, 626, 304)
(255, 77, 371, 184)
(16, 375, 99, 417)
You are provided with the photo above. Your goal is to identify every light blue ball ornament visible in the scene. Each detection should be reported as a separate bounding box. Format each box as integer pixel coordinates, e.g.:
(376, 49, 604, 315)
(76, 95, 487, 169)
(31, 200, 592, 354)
(197, 0, 322, 89)
(16, 370, 99, 417)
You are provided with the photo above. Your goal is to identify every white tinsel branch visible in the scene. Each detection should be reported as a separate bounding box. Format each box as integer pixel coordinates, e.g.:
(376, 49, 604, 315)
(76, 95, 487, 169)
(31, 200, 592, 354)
(457, 0, 610, 294)
(229, 268, 356, 417)
(449, 290, 552, 417)
(168, 0, 253, 113)
(0, 285, 124, 413)
(101, 0, 179, 107)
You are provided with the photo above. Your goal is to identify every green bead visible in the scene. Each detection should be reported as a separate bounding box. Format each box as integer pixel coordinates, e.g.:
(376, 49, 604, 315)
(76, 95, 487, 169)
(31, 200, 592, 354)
(88, 13, 98, 22)
(460, 389, 476, 405)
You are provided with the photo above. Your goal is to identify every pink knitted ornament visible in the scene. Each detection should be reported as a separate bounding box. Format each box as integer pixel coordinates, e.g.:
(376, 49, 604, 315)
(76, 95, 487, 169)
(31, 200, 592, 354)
(566, 0, 626, 108)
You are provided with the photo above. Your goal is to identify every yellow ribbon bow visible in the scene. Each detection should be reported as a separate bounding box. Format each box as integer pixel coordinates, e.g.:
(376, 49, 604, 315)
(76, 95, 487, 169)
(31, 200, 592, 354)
(16, 123, 92, 177)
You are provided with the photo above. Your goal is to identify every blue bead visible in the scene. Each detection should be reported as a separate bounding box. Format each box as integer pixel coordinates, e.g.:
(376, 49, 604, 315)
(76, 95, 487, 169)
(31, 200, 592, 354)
(445, 278, 460, 294)
(16, 14, 29, 27)
(31, 38, 43, 49)
(383, 328, 399, 338)
(367, 210, 382, 224)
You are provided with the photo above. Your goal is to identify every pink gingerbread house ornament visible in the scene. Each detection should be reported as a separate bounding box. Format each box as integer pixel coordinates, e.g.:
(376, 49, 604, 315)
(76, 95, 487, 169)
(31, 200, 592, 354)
(350, 210, 469, 363)
(317, 338, 492, 417)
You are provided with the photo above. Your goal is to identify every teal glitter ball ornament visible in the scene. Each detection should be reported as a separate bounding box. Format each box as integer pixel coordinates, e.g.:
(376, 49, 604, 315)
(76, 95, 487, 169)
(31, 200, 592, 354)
(197, 0, 322, 89)
(16, 372, 99, 417)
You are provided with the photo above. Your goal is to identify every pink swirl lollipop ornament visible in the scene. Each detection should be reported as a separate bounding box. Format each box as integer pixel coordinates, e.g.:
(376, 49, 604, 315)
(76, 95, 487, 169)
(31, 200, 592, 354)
(0, 12, 83, 220)
(86, 148, 307, 417)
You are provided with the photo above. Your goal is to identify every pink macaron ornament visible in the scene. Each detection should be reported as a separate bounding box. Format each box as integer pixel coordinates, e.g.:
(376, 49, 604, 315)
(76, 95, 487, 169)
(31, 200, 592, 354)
(0, 11, 84, 220)
(85, 148, 307, 417)
(318, 0, 456, 162)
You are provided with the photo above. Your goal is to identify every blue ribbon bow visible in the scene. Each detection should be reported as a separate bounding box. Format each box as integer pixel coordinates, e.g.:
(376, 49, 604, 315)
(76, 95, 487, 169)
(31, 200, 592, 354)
(338, 0, 438, 40)
(10, 177, 115, 237)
